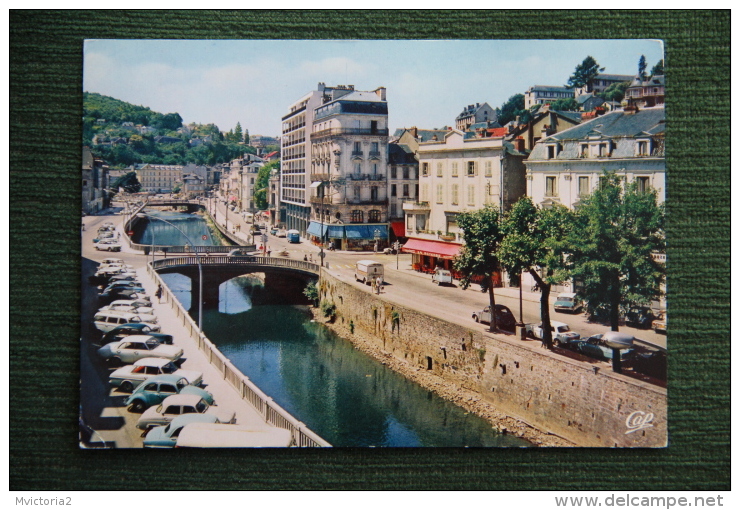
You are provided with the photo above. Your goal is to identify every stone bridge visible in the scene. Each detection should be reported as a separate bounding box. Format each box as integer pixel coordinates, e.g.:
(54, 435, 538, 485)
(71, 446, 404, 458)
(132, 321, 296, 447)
(151, 256, 320, 308)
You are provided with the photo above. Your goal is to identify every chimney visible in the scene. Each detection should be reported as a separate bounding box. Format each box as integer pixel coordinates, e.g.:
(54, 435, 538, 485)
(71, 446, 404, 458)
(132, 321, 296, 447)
(375, 87, 386, 101)
(515, 137, 525, 153)
(411, 126, 418, 138)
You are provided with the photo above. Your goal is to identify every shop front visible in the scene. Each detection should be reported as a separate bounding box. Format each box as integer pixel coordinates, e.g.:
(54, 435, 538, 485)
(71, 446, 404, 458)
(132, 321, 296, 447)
(306, 222, 389, 251)
(402, 238, 462, 274)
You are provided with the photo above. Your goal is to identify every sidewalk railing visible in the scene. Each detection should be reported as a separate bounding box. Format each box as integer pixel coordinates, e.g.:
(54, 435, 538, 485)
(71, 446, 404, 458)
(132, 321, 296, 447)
(146, 263, 330, 447)
(152, 256, 320, 273)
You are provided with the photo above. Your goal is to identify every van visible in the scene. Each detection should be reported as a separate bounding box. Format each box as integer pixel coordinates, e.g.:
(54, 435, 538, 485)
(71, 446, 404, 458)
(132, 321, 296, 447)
(286, 230, 300, 243)
(354, 260, 384, 285)
(175, 423, 296, 448)
(93, 310, 160, 333)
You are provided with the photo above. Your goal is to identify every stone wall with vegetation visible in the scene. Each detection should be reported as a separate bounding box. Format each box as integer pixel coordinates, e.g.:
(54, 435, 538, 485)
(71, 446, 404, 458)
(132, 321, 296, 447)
(319, 271, 667, 447)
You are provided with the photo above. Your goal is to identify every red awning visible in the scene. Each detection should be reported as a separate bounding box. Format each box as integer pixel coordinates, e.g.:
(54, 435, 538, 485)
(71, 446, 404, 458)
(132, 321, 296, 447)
(402, 238, 462, 260)
(390, 221, 406, 238)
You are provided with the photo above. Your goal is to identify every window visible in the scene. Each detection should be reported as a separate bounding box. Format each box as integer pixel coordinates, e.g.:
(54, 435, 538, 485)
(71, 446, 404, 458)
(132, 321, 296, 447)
(415, 184, 419, 198)
(402, 184, 409, 197)
(371, 142, 379, 153)
(354, 186, 360, 198)
(578, 176, 590, 197)
(354, 163, 361, 175)
(402, 167, 409, 179)
(370, 186, 378, 201)
(637, 141, 649, 156)
(451, 184, 459, 205)
(467, 185, 476, 206)
(598, 143, 608, 157)
(422, 162, 429, 176)
(485, 161, 492, 177)
(467, 161, 477, 176)
(580, 144, 588, 158)
(353, 141, 361, 153)
(437, 162, 443, 177)
(421, 183, 429, 202)
(350, 210, 364, 223)
(390, 204, 397, 217)
(452, 162, 459, 177)
(369, 210, 381, 222)
(636, 176, 650, 193)
(545, 176, 558, 197)
(391, 166, 397, 179)
(436, 184, 444, 204)
(391, 184, 397, 197)
(547, 146, 555, 159)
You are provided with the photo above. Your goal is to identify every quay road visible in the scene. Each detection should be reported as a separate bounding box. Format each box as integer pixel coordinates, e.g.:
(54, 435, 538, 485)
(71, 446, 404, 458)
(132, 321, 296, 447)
(207, 197, 667, 350)
(80, 208, 284, 448)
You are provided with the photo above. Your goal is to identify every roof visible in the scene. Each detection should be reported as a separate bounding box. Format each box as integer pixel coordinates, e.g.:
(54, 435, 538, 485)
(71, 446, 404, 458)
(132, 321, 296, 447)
(134, 357, 172, 367)
(330, 90, 385, 103)
(544, 107, 665, 141)
(594, 73, 634, 82)
(528, 85, 573, 93)
(160, 393, 204, 405)
(455, 102, 492, 120)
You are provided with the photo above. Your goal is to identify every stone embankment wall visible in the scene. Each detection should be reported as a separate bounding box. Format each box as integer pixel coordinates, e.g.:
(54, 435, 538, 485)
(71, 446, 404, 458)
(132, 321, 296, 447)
(319, 271, 667, 447)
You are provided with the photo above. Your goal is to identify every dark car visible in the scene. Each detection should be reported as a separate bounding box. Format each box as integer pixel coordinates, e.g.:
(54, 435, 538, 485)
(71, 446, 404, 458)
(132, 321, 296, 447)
(574, 334, 633, 362)
(625, 306, 655, 329)
(631, 350, 667, 380)
(472, 304, 517, 331)
(100, 323, 174, 345)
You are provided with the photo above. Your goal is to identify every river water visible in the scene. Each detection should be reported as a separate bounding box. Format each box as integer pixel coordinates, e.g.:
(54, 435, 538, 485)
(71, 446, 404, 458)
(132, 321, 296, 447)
(154, 212, 529, 447)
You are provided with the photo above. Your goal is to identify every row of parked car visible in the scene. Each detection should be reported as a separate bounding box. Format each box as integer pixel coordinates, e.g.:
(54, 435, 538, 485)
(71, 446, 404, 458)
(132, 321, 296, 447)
(92, 222, 122, 252)
(553, 292, 667, 334)
(88, 257, 293, 447)
(469, 303, 666, 381)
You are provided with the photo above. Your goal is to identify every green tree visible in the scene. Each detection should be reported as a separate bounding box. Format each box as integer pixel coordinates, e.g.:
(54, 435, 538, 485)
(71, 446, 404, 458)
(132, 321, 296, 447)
(253, 160, 280, 210)
(243, 128, 250, 144)
(548, 97, 580, 111)
(638, 55, 648, 81)
(566, 56, 605, 92)
(650, 59, 665, 77)
(569, 172, 665, 330)
(601, 81, 630, 103)
(111, 171, 141, 193)
(157, 112, 183, 131)
(499, 198, 575, 348)
(234, 122, 243, 144)
(454, 205, 505, 332)
(496, 93, 532, 127)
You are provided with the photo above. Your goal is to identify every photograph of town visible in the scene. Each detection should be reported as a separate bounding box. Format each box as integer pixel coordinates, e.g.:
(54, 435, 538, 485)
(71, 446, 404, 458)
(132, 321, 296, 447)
(80, 39, 667, 448)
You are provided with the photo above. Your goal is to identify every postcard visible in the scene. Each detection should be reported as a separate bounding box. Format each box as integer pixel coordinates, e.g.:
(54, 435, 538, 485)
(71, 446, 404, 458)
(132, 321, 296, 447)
(80, 39, 666, 448)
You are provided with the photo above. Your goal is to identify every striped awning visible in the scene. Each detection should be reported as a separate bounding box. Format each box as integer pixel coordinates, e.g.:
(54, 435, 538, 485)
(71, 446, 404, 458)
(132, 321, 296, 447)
(402, 238, 462, 260)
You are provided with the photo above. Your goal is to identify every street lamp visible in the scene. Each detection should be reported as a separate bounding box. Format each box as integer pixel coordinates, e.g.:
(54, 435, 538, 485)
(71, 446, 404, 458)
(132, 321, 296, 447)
(137, 212, 204, 331)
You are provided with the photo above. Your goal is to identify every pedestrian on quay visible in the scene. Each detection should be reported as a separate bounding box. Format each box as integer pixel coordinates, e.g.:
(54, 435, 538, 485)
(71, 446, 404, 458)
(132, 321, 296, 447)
(303, 254, 308, 261)
(376, 276, 383, 294)
(371, 278, 376, 294)
(155, 284, 163, 303)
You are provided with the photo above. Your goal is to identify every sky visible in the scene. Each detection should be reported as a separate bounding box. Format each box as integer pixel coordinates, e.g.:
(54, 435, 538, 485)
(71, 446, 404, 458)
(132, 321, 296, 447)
(83, 39, 664, 137)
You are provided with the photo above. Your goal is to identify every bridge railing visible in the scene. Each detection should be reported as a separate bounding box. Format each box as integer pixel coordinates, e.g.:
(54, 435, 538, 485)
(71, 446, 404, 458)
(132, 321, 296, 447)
(146, 262, 329, 447)
(152, 256, 320, 274)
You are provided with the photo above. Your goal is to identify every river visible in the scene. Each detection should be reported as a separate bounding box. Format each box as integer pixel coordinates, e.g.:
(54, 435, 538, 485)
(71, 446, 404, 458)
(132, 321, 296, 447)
(154, 212, 529, 447)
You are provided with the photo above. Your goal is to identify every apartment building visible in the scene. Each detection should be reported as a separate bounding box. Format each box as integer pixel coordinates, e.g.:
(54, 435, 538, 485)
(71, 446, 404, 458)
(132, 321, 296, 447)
(305, 84, 390, 251)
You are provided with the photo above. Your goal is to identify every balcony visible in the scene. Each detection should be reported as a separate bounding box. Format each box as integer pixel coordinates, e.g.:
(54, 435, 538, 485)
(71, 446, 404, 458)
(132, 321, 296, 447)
(346, 173, 385, 181)
(312, 127, 390, 140)
(368, 150, 382, 158)
(402, 200, 431, 212)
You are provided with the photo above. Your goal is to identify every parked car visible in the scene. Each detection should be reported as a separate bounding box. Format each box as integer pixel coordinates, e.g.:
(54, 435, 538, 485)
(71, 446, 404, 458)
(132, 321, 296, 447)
(99, 258, 126, 266)
(174, 422, 295, 448)
(625, 306, 656, 329)
(472, 305, 517, 331)
(276, 229, 287, 238)
(525, 321, 580, 346)
(93, 310, 160, 333)
(97, 336, 183, 366)
(136, 394, 236, 430)
(652, 310, 667, 334)
(105, 298, 152, 310)
(95, 240, 122, 252)
(574, 334, 634, 362)
(143, 414, 220, 448)
(99, 282, 146, 295)
(553, 292, 582, 313)
(109, 357, 203, 392)
(431, 268, 453, 286)
(269, 227, 278, 236)
(101, 326, 172, 345)
(125, 374, 214, 413)
(99, 302, 154, 315)
(631, 350, 667, 380)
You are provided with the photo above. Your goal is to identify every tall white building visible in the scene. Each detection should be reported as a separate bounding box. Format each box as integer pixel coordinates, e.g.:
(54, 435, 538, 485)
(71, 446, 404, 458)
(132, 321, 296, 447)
(306, 85, 390, 251)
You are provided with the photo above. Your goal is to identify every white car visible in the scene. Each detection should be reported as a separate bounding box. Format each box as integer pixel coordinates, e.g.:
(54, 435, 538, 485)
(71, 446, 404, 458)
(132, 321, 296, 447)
(93, 310, 160, 333)
(97, 336, 183, 365)
(431, 268, 453, 286)
(95, 240, 122, 252)
(99, 302, 155, 315)
(136, 394, 236, 430)
(109, 358, 203, 392)
(107, 298, 152, 309)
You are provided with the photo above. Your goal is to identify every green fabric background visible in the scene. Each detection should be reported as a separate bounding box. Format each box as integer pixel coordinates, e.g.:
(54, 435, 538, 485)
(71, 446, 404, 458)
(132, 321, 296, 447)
(9, 10, 730, 490)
